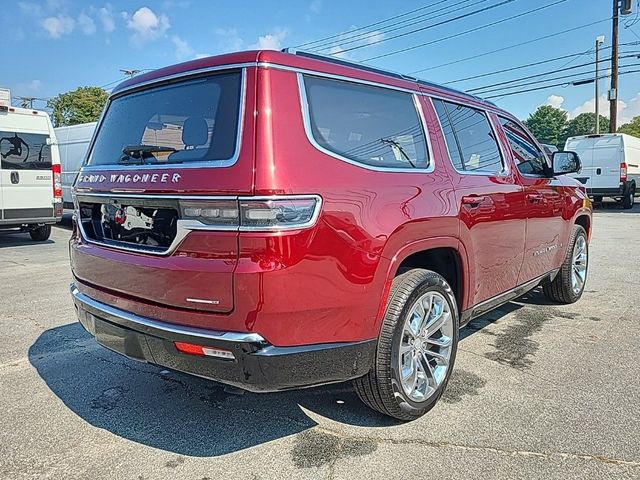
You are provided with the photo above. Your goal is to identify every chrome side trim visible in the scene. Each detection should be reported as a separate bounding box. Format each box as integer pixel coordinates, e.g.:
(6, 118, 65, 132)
(71, 284, 266, 343)
(81, 68, 247, 172)
(297, 73, 435, 174)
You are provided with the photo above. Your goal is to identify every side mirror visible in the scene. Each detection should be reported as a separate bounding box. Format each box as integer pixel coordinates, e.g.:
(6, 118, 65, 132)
(552, 151, 581, 176)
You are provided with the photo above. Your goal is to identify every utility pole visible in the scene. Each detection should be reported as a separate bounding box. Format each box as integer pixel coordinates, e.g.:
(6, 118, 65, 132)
(609, 0, 619, 133)
(595, 36, 605, 134)
(610, 0, 634, 133)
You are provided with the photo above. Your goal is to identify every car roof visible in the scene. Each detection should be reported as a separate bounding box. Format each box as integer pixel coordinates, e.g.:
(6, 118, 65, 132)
(110, 49, 506, 115)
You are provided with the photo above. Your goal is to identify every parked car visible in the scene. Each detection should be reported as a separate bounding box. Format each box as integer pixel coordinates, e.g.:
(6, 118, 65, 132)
(69, 50, 592, 420)
(0, 105, 62, 240)
(55, 122, 96, 209)
(564, 133, 640, 208)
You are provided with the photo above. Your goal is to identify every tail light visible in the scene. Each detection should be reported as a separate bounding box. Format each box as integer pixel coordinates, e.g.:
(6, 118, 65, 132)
(179, 195, 322, 231)
(620, 162, 628, 182)
(52, 163, 62, 198)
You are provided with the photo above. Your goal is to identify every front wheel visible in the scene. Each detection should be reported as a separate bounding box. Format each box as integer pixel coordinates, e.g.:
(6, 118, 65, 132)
(29, 224, 51, 241)
(353, 269, 459, 421)
(543, 225, 588, 304)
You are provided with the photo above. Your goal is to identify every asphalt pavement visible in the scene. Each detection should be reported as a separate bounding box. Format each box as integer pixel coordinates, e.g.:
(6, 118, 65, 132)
(0, 204, 638, 479)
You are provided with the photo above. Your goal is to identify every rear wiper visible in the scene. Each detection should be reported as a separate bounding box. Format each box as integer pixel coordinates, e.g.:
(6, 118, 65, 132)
(119, 145, 177, 165)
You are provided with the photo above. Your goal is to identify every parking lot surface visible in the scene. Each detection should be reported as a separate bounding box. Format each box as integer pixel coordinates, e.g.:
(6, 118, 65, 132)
(0, 205, 639, 480)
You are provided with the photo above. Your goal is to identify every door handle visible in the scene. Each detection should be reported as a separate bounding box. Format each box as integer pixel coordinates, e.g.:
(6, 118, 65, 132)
(10, 171, 19, 184)
(526, 193, 543, 203)
(461, 195, 486, 207)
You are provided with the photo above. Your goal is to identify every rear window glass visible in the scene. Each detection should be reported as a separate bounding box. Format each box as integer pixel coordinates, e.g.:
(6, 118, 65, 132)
(0, 131, 52, 170)
(87, 71, 242, 166)
(303, 75, 429, 169)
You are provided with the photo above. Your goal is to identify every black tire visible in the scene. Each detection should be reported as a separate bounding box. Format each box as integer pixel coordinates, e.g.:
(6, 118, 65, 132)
(353, 269, 459, 421)
(592, 195, 603, 204)
(543, 225, 588, 304)
(622, 184, 635, 209)
(29, 224, 51, 241)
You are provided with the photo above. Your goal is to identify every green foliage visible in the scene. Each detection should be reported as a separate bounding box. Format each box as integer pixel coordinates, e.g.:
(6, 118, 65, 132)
(558, 113, 610, 147)
(618, 116, 640, 138)
(523, 105, 568, 148)
(47, 86, 108, 127)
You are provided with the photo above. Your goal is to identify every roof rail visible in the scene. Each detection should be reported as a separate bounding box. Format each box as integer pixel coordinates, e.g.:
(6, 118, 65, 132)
(281, 48, 496, 107)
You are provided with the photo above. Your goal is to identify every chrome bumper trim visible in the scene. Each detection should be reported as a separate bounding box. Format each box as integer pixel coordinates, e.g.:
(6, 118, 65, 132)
(70, 283, 266, 344)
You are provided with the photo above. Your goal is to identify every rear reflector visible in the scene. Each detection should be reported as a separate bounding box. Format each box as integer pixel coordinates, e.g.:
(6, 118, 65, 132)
(174, 341, 235, 360)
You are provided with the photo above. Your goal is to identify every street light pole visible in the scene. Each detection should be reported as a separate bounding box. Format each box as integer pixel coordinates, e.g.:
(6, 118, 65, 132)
(595, 35, 605, 134)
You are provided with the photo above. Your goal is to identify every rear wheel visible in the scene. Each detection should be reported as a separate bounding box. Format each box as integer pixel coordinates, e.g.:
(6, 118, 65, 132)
(622, 184, 635, 209)
(29, 224, 51, 241)
(543, 225, 588, 304)
(353, 269, 459, 421)
(592, 195, 603, 204)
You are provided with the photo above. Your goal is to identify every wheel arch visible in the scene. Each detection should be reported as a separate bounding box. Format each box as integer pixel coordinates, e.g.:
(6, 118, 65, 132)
(375, 237, 470, 332)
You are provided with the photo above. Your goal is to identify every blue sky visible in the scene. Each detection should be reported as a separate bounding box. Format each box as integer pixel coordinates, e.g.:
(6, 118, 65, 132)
(3, 0, 640, 124)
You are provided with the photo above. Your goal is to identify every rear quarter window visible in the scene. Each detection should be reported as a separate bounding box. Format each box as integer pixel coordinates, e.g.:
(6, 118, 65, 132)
(302, 75, 429, 170)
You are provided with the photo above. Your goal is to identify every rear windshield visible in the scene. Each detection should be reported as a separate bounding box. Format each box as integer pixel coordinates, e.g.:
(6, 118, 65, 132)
(0, 131, 52, 170)
(87, 71, 242, 167)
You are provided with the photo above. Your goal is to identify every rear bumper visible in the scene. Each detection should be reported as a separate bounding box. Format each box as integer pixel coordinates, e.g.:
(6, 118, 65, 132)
(588, 186, 625, 197)
(70, 284, 376, 392)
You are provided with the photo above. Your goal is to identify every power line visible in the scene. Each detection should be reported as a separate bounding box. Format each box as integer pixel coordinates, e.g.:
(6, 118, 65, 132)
(360, 0, 569, 62)
(294, 0, 450, 49)
(484, 67, 640, 99)
(442, 43, 639, 85)
(472, 60, 640, 95)
(409, 18, 609, 74)
(331, 0, 522, 56)
(310, 0, 487, 52)
(467, 53, 640, 93)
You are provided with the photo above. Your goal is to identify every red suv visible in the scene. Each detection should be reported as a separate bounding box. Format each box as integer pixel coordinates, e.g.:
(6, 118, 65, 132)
(69, 50, 592, 420)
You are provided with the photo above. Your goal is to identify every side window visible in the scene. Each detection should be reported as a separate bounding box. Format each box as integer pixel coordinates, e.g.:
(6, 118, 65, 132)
(302, 75, 429, 169)
(499, 117, 548, 176)
(432, 99, 504, 174)
(0, 131, 52, 170)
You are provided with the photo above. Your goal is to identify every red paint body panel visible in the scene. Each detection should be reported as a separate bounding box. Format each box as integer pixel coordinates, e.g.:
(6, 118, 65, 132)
(70, 50, 592, 348)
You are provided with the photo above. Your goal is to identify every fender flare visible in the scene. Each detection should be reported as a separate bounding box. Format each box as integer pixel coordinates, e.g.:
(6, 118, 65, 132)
(373, 236, 471, 333)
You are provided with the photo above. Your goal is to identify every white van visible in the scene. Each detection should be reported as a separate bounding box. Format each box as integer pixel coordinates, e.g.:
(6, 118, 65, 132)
(564, 133, 640, 209)
(0, 105, 62, 240)
(54, 122, 96, 208)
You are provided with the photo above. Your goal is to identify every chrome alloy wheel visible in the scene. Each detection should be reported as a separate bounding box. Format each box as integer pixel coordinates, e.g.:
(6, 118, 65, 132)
(398, 291, 454, 402)
(571, 235, 588, 295)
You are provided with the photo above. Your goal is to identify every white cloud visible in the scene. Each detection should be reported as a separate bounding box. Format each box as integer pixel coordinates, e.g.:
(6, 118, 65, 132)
(124, 7, 170, 44)
(98, 6, 115, 33)
(250, 28, 287, 50)
(42, 14, 75, 38)
(544, 94, 565, 109)
(564, 92, 640, 125)
(77, 12, 96, 35)
(193, 52, 211, 59)
(309, 0, 322, 14)
(214, 27, 244, 52)
(172, 35, 194, 60)
(16, 79, 43, 95)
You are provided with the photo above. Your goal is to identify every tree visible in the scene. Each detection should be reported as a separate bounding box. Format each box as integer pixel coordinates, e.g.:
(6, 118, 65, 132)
(618, 116, 640, 138)
(559, 113, 609, 147)
(523, 105, 567, 148)
(47, 86, 108, 127)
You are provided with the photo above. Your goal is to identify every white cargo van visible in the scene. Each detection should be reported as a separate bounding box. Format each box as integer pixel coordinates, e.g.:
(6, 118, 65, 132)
(54, 122, 96, 208)
(0, 105, 62, 240)
(564, 133, 640, 209)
